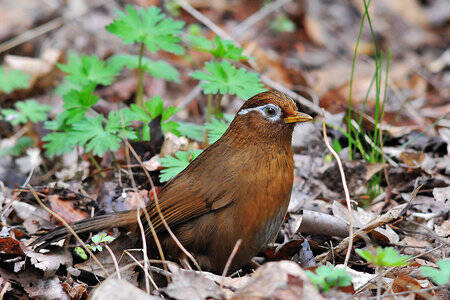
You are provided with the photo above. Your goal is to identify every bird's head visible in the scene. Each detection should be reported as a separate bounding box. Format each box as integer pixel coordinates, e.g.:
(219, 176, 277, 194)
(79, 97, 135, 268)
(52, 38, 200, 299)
(228, 90, 313, 141)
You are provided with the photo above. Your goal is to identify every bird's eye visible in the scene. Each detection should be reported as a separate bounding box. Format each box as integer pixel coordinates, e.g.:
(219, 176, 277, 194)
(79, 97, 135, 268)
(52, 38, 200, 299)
(265, 106, 277, 117)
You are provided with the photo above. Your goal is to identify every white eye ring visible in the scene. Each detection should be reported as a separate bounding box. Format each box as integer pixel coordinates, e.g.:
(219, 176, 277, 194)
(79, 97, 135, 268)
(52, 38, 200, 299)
(238, 104, 281, 121)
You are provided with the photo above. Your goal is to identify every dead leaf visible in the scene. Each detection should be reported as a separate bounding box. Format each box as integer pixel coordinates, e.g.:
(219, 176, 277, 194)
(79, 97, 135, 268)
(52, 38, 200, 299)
(25, 248, 72, 276)
(91, 278, 159, 300)
(164, 263, 223, 300)
(233, 261, 323, 299)
(48, 194, 88, 224)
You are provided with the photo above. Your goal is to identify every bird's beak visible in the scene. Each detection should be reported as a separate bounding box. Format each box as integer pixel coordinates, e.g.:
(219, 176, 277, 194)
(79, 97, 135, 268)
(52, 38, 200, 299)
(284, 111, 313, 124)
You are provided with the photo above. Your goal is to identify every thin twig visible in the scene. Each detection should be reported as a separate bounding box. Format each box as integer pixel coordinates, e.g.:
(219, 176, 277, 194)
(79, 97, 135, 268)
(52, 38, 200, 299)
(220, 239, 242, 288)
(104, 244, 121, 280)
(175, 0, 233, 40)
(136, 208, 150, 293)
(122, 250, 158, 290)
(0, 281, 10, 300)
(0, 18, 63, 53)
(232, 0, 292, 39)
(321, 111, 354, 267)
(28, 185, 109, 277)
(367, 286, 448, 299)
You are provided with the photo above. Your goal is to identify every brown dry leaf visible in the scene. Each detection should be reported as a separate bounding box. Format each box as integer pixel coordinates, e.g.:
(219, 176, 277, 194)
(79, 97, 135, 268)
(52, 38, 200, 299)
(434, 219, 450, 238)
(400, 151, 426, 167)
(164, 263, 223, 300)
(399, 236, 430, 256)
(233, 261, 323, 299)
(392, 275, 427, 298)
(366, 163, 388, 180)
(91, 278, 160, 300)
(25, 248, 72, 276)
(48, 194, 89, 224)
(0, 268, 68, 300)
(0, 236, 24, 256)
(61, 277, 88, 300)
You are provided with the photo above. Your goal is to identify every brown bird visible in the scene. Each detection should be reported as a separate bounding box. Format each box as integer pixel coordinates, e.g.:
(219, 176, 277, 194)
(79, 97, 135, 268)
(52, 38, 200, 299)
(32, 90, 313, 274)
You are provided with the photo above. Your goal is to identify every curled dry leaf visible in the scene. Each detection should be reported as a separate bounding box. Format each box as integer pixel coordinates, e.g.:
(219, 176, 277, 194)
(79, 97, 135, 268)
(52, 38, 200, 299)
(91, 278, 159, 300)
(48, 194, 88, 224)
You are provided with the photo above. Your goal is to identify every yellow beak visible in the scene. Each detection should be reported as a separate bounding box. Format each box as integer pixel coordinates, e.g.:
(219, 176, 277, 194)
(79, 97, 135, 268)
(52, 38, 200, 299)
(284, 111, 313, 124)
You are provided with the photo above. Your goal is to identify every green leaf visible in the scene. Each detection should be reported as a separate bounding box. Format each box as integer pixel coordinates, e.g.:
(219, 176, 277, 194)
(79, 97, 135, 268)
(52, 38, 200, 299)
(43, 131, 77, 157)
(62, 87, 99, 124)
(122, 96, 180, 137)
(421, 259, 450, 285)
(0, 137, 33, 157)
(190, 60, 266, 99)
(270, 14, 296, 33)
(69, 112, 136, 156)
(108, 54, 180, 82)
(159, 149, 202, 182)
(1, 99, 51, 125)
(187, 24, 202, 36)
(205, 117, 229, 144)
(186, 35, 248, 61)
(177, 122, 204, 142)
(356, 247, 411, 267)
(74, 247, 88, 260)
(0, 67, 30, 93)
(306, 265, 352, 292)
(58, 53, 119, 87)
(106, 5, 184, 54)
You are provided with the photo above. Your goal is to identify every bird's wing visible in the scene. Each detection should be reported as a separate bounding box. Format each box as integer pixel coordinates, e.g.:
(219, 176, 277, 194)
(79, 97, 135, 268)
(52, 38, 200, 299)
(145, 140, 239, 233)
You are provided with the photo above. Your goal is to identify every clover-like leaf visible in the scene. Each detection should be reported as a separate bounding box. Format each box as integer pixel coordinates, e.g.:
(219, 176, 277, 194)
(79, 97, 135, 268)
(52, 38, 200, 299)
(356, 247, 411, 267)
(108, 54, 180, 82)
(58, 54, 119, 87)
(190, 60, 265, 99)
(1, 99, 51, 125)
(0, 67, 30, 93)
(106, 5, 184, 54)
(306, 265, 352, 292)
(159, 149, 203, 182)
(421, 259, 449, 285)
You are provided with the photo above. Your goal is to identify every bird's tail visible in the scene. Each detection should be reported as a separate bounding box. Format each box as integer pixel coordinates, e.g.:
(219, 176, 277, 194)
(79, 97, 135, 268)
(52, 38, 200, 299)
(31, 210, 137, 249)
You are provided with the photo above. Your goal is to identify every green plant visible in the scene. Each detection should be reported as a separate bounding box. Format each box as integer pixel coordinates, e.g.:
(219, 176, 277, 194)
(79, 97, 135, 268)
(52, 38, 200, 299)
(0, 67, 30, 93)
(1, 99, 51, 125)
(159, 149, 203, 182)
(421, 259, 450, 286)
(121, 96, 180, 140)
(270, 14, 296, 33)
(191, 60, 264, 100)
(306, 265, 352, 292)
(186, 35, 248, 61)
(345, 0, 390, 202)
(74, 232, 116, 260)
(0, 100, 51, 157)
(106, 5, 184, 106)
(356, 247, 410, 267)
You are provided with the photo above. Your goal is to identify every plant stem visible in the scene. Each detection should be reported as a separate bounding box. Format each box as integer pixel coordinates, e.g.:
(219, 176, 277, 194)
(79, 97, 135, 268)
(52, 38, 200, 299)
(204, 94, 214, 144)
(348, 0, 372, 160)
(88, 152, 104, 178)
(215, 94, 224, 116)
(136, 42, 145, 107)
